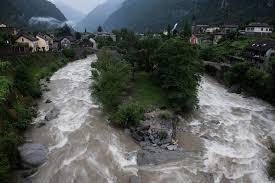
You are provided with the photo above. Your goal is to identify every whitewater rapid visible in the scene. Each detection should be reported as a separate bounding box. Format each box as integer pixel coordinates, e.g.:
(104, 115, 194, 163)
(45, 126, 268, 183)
(27, 55, 275, 183)
(28, 55, 138, 183)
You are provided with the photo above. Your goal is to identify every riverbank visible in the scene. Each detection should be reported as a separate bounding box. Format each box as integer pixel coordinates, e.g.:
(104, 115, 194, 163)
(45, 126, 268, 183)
(0, 48, 94, 183)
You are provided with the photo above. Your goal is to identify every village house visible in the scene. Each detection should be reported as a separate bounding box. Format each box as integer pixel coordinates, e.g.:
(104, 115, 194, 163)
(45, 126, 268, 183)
(205, 26, 220, 33)
(95, 32, 116, 42)
(244, 39, 275, 69)
(245, 23, 273, 35)
(0, 23, 18, 35)
(221, 25, 239, 33)
(54, 36, 76, 49)
(15, 33, 38, 52)
(36, 33, 50, 52)
(0, 23, 7, 28)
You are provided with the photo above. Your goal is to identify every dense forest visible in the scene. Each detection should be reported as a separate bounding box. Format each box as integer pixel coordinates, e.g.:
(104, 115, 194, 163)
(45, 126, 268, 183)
(0, 0, 66, 27)
(104, 0, 275, 32)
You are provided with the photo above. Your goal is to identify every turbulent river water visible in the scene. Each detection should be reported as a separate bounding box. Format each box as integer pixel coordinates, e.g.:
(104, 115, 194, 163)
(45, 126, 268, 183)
(27, 55, 275, 183)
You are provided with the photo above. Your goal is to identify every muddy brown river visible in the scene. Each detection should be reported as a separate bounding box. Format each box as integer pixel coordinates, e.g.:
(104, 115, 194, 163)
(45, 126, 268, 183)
(26, 55, 275, 183)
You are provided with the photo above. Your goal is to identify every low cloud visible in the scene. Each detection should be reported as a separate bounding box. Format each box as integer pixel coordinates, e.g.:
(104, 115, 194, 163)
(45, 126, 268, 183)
(29, 17, 73, 28)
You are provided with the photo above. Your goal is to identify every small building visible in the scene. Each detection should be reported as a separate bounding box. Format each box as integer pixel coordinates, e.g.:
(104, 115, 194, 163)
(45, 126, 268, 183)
(15, 33, 38, 52)
(36, 33, 50, 52)
(95, 32, 116, 42)
(245, 23, 273, 35)
(205, 26, 220, 33)
(244, 39, 275, 69)
(222, 25, 239, 33)
(0, 23, 7, 28)
(193, 25, 209, 34)
(54, 36, 75, 49)
(190, 35, 199, 45)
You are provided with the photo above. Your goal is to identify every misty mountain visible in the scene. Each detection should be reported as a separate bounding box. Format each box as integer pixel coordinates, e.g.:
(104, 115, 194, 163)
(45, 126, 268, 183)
(54, 1, 85, 24)
(0, 0, 66, 28)
(76, 0, 125, 32)
(104, 0, 275, 32)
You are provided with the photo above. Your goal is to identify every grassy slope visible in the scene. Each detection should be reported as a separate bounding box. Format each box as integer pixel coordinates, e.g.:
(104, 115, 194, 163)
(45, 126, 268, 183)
(131, 72, 167, 108)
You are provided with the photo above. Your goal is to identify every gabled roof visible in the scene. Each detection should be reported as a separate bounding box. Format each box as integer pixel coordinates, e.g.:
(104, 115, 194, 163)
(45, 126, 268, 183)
(246, 39, 275, 52)
(16, 32, 38, 42)
(246, 23, 271, 28)
(36, 33, 51, 41)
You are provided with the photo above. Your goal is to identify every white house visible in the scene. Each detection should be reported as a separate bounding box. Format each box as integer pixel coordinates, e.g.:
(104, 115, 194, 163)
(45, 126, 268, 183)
(15, 33, 39, 52)
(0, 23, 7, 28)
(36, 33, 50, 52)
(245, 23, 273, 35)
(205, 26, 220, 33)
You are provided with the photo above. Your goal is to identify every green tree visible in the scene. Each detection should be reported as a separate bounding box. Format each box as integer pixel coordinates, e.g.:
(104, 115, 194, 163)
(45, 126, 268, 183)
(150, 38, 202, 112)
(97, 26, 103, 32)
(91, 50, 132, 112)
(75, 32, 81, 40)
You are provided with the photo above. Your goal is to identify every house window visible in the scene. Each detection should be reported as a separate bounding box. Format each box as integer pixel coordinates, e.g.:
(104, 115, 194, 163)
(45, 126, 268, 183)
(261, 28, 263, 31)
(22, 38, 24, 42)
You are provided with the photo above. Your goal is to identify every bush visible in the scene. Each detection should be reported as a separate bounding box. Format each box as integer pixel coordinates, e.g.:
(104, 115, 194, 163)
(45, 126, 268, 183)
(13, 102, 32, 130)
(0, 154, 10, 183)
(0, 76, 13, 104)
(14, 66, 41, 98)
(91, 50, 132, 112)
(111, 103, 144, 128)
(150, 38, 202, 112)
(269, 157, 275, 180)
(63, 48, 76, 59)
(159, 110, 173, 120)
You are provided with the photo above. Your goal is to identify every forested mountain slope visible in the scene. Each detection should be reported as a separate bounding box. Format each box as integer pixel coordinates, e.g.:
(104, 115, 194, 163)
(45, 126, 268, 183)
(0, 0, 66, 27)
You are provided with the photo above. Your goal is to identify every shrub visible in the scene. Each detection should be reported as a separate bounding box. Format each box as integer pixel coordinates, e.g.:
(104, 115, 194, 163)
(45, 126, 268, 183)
(0, 61, 11, 75)
(63, 48, 76, 59)
(111, 103, 144, 128)
(14, 66, 41, 98)
(0, 154, 10, 183)
(91, 50, 132, 112)
(0, 76, 13, 104)
(269, 157, 275, 180)
(159, 110, 173, 120)
(13, 102, 32, 130)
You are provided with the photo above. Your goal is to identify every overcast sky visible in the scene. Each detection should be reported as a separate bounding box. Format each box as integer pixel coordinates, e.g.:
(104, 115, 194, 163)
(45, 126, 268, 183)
(50, 0, 106, 14)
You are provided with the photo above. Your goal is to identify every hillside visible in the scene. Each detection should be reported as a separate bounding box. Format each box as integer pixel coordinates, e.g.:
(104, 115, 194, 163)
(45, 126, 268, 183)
(54, 1, 85, 25)
(104, 0, 275, 32)
(104, 0, 192, 32)
(76, 0, 125, 32)
(0, 0, 66, 27)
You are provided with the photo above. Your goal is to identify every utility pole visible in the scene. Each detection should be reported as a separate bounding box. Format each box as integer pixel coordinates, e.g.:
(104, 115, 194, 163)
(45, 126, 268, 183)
(221, 0, 229, 26)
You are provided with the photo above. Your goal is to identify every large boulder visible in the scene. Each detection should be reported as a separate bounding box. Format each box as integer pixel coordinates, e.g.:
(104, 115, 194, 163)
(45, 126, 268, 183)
(137, 147, 185, 166)
(18, 143, 48, 168)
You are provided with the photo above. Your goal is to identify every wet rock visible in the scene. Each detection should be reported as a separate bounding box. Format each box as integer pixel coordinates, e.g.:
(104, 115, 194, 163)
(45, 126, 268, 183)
(124, 129, 131, 135)
(46, 77, 50, 83)
(21, 168, 38, 178)
(167, 145, 178, 151)
(45, 107, 60, 121)
(228, 84, 241, 94)
(35, 121, 46, 128)
(18, 143, 48, 168)
(131, 132, 144, 142)
(137, 148, 185, 166)
(21, 177, 32, 183)
(45, 99, 52, 104)
(129, 175, 140, 183)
